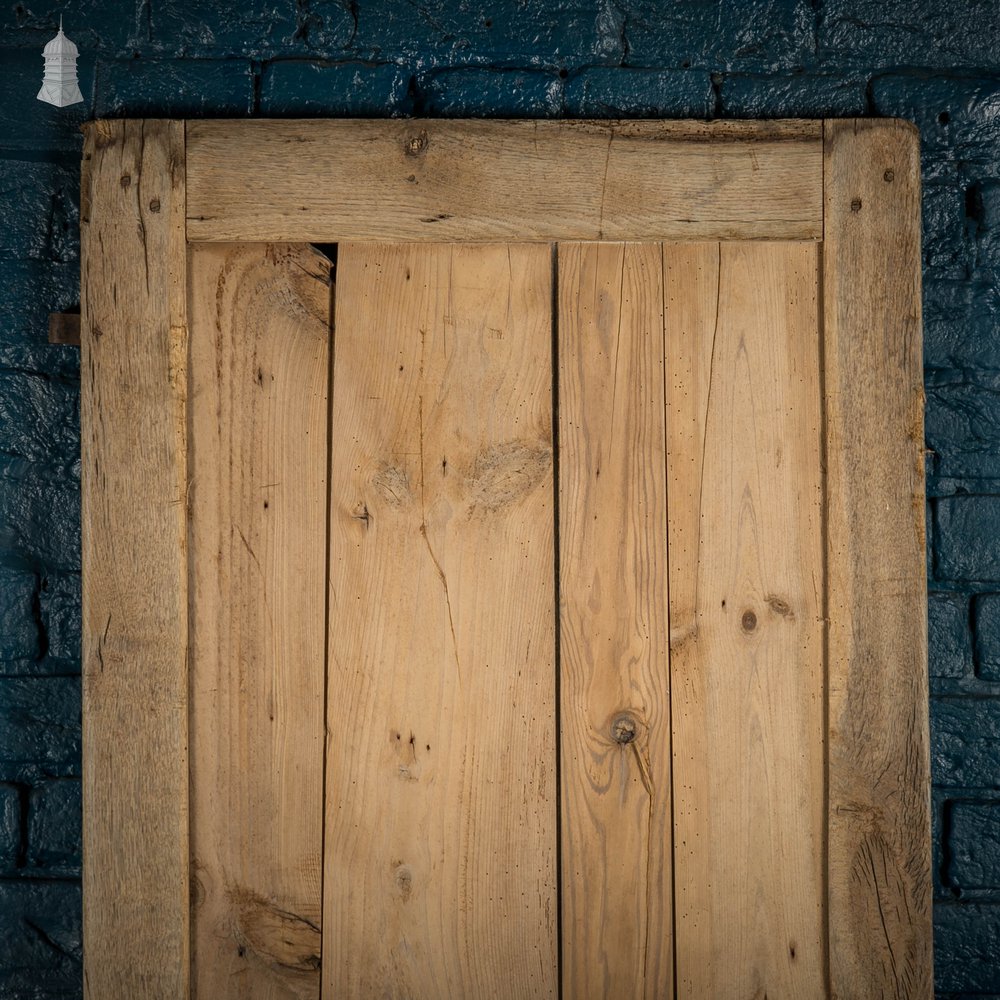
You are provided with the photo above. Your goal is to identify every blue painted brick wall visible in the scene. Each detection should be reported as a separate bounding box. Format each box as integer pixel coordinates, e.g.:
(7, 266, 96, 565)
(0, 1, 998, 995)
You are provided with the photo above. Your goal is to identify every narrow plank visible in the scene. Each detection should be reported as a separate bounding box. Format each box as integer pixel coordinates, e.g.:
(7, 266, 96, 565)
(324, 244, 558, 998)
(558, 242, 672, 998)
(665, 242, 826, 997)
(823, 119, 932, 997)
(188, 244, 331, 998)
(186, 120, 822, 243)
(81, 119, 189, 998)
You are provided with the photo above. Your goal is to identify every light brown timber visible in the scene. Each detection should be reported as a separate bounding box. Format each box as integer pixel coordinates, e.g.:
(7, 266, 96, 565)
(323, 243, 558, 997)
(557, 242, 673, 998)
(823, 118, 933, 998)
(187, 244, 331, 998)
(665, 241, 826, 997)
(185, 120, 823, 244)
(80, 119, 190, 999)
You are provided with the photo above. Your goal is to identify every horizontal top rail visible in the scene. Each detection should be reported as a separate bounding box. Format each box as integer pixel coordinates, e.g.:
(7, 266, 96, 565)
(176, 118, 824, 243)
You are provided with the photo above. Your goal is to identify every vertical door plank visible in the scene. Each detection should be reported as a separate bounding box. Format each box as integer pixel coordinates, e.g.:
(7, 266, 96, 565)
(324, 244, 557, 998)
(81, 119, 190, 1000)
(665, 242, 826, 997)
(188, 244, 331, 998)
(823, 120, 932, 997)
(558, 242, 673, 998)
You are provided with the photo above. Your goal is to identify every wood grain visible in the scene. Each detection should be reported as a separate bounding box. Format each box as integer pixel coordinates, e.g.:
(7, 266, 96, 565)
(187, 244, 331, 998)
(80, 119, 189, 999)
(324, 244, 558, 997)
(823, 119, 932, 998)
(186, 120, 822, 244)
(557, 242, 672, 998)
(665, 241, 826, 997)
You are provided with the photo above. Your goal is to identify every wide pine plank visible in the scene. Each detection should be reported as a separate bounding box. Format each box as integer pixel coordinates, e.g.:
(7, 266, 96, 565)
(324, 244, 557, 998)
(188, 244, 331, 998)
(823, 119, 932, 997)
(665, 242, 826, 997)
(558, 242, 673, 998)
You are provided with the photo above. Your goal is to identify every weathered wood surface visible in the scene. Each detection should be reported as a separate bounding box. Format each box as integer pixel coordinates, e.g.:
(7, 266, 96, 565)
(188, 244, 331, 999)
(324, 243, 558, 997)
(665, 241, 826, 997)
(78, 116, 931, 998)
(823, 119, 932, 998)
(80, 119, 190, 999)
(186, 120, 823, 244)
(557, 242, 673, 998)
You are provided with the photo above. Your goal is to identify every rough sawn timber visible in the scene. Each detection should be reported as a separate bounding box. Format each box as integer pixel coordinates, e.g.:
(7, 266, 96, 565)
(186, 119, 823, 244)
(80, 119, 190, 1000)
(823, 118, 933, 999)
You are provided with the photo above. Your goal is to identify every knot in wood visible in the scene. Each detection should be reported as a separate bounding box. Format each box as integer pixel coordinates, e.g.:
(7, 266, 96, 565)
(883, 169, 895, 182)
(741, 609, 758, 632)
(406, 132, 428, 157)
(850, 198, 862, 212)
(611, 714, 637, 745)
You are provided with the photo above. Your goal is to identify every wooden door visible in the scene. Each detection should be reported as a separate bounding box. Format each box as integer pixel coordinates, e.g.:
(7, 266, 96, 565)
(81, 119, 931, 999)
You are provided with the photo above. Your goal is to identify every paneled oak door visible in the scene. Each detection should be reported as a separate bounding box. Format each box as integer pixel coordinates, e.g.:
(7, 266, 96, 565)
(81, 118, 930, 999)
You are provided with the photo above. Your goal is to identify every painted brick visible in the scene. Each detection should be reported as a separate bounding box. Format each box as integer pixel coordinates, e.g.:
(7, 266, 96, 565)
(0, 345, 79, 384)
(974, 178, 1000, 276)
(719, 73, 867, 118)
(0, 51, 92, 153)
(936, 903, 1000, 993)
(0, 160, 79, 263)
(922, 183, 975, 279)
(949, 800, 1000, 890)
(927, 499, 935, 583)
(932, 791, 945, 898)
(27, 780, 80, 876)
(261, 60, 410, 115)
(38, 574, 80, 665)
(624, 0, 815, 72)
(0, 880, 81, 994)
(0, 783, 21, 873)
(870, 75, 1000, 173)
(419, 68, 562, 117)
(563, 67, 713, 117)
(929, 592, 971, 679)
(0, 371, 78, 468)
(931, 697, 1000, 788)
(149, 0, 355, 58)
(0, 0, 141, 54)
(936, 497, 1000, 583)
(0, 569, 39, 662)
(975, 594, 1000, 681)
(351, 2, 627, 68)
(0, 467, 80, 573)
(924, 278, 1000, 370)
(0, 260, 80, 350)
(820, 0, 998, 70)
(937, 993, 1000, 999)
(926, 372, 1000, 479)
(94, 58, 254, 117)
(0, 678, 80, 782)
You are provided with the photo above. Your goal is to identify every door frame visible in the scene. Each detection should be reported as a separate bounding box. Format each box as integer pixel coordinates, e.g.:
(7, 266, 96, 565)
(80, 117, 930, 998)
